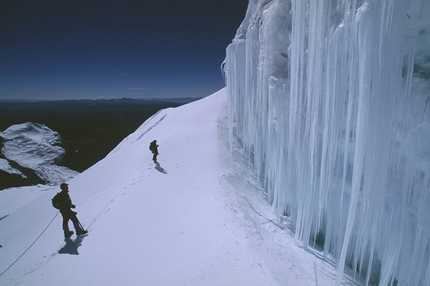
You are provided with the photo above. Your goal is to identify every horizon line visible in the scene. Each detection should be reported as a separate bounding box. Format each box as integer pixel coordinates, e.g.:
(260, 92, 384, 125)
(0, 96, 205, 103)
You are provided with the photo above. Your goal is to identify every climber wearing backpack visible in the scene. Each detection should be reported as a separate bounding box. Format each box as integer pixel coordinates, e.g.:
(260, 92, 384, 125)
(55, 183, 88, 237)
(149, 140, 159, 163)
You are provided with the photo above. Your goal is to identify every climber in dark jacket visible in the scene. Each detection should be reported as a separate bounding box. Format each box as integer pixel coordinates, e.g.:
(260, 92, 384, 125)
(58, 183, 88, 237)
(149, 140, 159, 163)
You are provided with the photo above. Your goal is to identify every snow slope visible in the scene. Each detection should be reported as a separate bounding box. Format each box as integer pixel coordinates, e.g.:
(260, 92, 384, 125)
(0, 89, 352, 285)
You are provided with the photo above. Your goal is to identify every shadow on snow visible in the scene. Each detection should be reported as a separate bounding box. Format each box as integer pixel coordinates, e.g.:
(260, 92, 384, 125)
(58, 235, 86, 255)
(155, 162, 167, 174)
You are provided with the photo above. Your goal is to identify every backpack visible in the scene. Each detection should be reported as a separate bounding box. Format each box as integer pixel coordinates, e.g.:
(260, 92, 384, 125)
(52, 192, 62, 209)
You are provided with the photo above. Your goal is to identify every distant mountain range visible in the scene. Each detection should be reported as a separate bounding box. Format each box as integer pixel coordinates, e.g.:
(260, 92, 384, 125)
(0, 97, 202, 104)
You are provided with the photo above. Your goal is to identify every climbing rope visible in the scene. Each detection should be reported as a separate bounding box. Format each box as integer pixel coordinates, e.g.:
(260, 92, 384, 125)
(0, 154, 153, 279)
(86, 154, 153, 229)
(77, 154, 151, 207)
(0, 211, 59, 277)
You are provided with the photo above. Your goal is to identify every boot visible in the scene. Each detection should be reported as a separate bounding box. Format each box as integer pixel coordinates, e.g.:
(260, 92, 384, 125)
(77, 229, 88, 235)
(74, 221, 88, 235)
(63, 222, 73, 237)
(64, 230, 74, 238)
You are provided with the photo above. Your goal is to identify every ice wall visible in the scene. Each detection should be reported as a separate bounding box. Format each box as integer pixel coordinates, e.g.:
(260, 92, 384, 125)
(225, 0, 430, 284)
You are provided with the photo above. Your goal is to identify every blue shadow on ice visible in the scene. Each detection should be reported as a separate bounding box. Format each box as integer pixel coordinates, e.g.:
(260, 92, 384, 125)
(155, 162, 167, 174)
(58, 236, 85, 255)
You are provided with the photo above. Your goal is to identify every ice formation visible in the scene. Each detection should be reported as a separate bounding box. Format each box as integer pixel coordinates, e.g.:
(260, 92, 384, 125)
(224, 0, 430, 284)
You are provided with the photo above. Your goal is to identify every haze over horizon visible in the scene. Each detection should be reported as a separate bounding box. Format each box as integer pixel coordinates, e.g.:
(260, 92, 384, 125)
(0, 0, 247, 100)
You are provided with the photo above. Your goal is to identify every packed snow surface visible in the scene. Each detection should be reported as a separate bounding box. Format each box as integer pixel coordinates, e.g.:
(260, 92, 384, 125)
(0, 89, 351, 285)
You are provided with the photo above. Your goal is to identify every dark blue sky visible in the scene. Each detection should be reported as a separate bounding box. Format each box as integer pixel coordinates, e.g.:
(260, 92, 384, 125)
(0, 0, 248, 99)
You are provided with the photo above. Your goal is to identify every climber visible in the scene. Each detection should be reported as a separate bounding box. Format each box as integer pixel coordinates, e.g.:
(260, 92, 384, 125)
(149, 140, 159, 163)
(56, 183, 88, 237)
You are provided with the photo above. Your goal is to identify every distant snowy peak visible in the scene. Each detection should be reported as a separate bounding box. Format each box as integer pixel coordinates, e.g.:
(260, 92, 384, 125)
(0, 122, 78, 185)
(1, 122, 63, 165)
(2, 122, 60, 141)
(2, 122, 57, 142)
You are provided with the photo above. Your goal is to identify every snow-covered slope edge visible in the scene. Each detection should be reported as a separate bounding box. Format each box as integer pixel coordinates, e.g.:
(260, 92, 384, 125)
(0, 89, 346, 286)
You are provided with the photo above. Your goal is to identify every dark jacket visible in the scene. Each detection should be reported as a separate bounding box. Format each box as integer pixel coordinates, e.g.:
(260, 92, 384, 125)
(150, 141, 159, 155)
(57, 191, 74, 214)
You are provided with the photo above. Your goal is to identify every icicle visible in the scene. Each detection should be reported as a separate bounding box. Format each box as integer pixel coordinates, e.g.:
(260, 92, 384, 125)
(225, 0, 430, 284)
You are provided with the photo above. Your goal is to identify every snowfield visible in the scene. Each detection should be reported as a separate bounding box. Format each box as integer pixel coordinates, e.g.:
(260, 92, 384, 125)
(0, 89, 354, 285)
